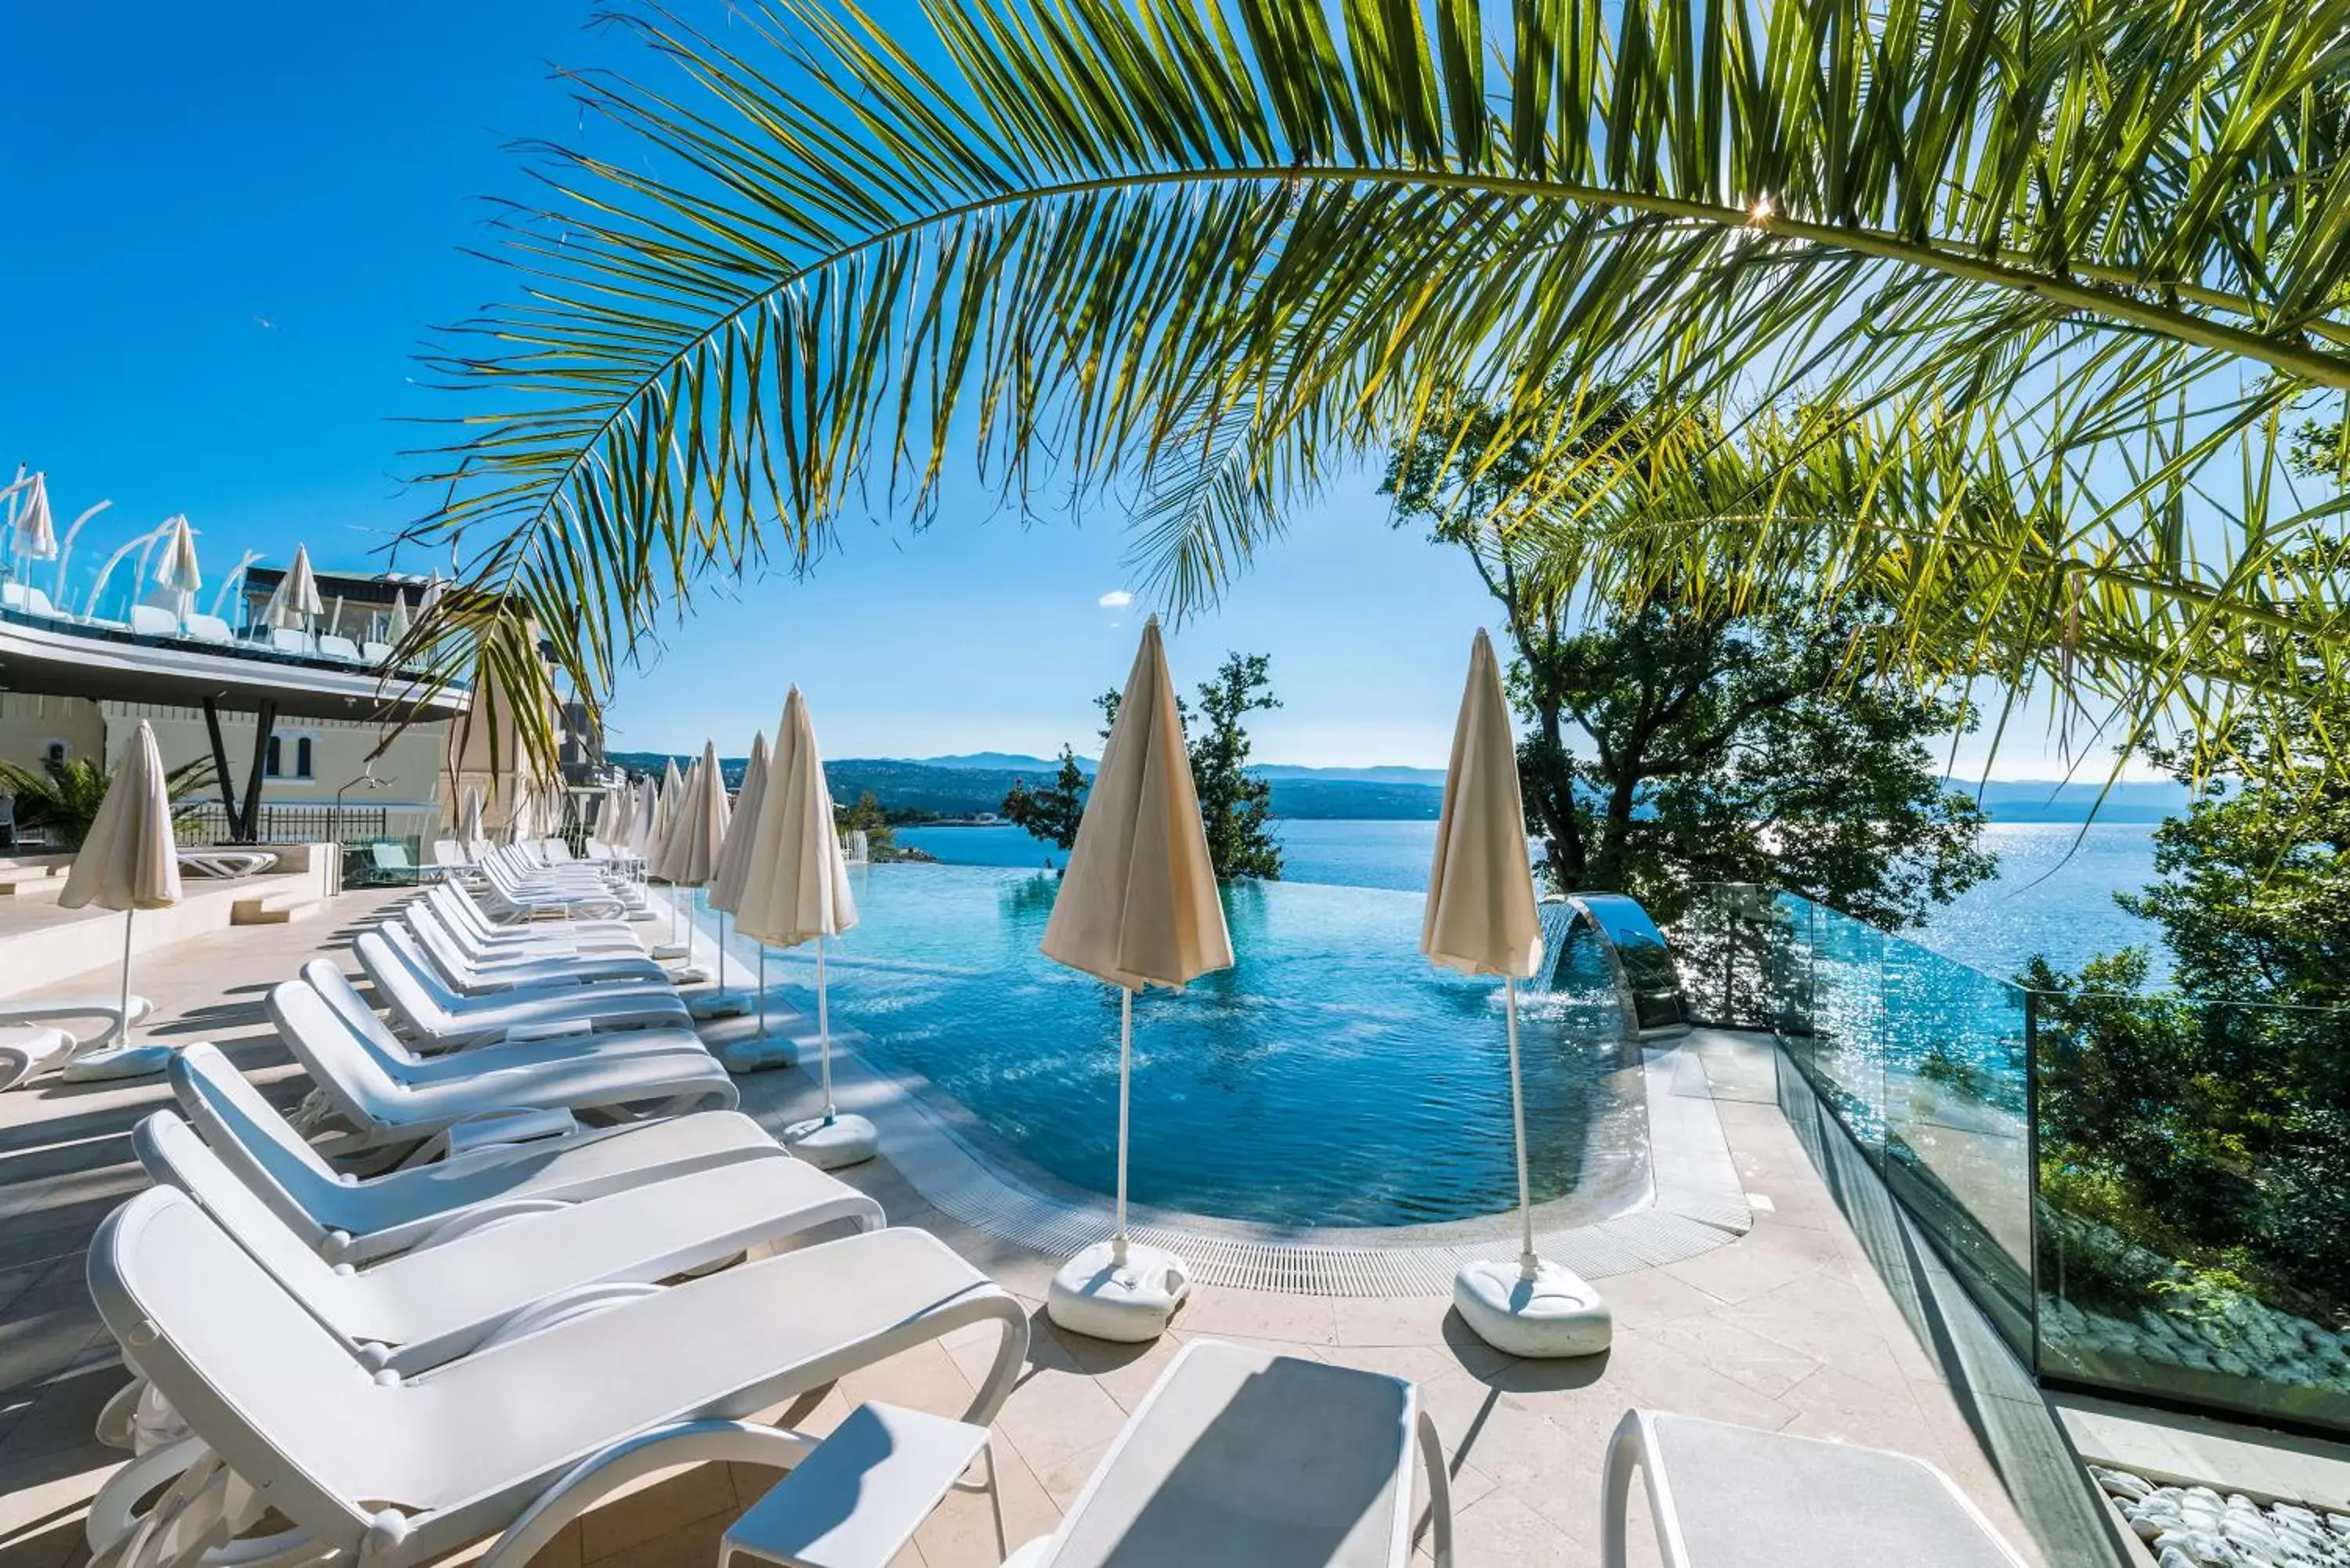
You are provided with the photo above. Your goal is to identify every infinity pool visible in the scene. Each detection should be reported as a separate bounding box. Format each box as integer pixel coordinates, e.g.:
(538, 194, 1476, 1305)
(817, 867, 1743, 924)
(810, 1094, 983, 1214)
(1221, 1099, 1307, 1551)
(726, 864, 1647, 1228)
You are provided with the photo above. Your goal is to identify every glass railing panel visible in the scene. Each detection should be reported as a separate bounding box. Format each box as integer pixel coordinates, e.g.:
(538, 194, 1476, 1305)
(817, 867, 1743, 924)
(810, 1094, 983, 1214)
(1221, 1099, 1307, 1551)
(1878, 934, 2034, 1350)
(2033, 989, 2350, 1431)
(1796, 896, 1889, 1157)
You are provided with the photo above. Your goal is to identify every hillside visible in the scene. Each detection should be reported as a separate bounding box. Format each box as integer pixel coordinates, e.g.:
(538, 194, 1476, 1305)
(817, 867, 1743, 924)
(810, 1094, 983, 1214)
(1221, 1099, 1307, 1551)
(609, 750, 2193, 826)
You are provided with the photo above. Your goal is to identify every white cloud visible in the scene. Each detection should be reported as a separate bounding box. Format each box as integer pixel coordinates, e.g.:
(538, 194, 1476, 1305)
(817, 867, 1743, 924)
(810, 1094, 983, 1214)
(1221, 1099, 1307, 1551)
(1097, 589, 1133, 609)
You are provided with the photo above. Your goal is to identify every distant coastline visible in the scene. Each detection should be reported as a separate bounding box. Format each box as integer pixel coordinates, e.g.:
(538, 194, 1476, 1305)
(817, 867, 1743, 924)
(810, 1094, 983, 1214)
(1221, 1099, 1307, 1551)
(606, 749, 2190, 826)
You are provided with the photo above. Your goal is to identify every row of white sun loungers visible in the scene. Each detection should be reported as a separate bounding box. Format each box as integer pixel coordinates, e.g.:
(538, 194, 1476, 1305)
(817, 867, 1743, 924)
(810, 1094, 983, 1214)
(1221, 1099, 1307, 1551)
(77, 844, 2025, 1568)
(2, 583, 400, 663)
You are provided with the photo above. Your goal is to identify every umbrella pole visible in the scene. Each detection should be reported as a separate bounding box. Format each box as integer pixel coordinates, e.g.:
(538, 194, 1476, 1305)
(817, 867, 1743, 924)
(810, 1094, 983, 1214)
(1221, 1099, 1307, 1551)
(1507, 977, 1536, 1281)
(1112, 985, 1132, 1269)
(817, 932, 833, 1123)
(757, 945, 768, 1035)
(117, 909, 136, 1053)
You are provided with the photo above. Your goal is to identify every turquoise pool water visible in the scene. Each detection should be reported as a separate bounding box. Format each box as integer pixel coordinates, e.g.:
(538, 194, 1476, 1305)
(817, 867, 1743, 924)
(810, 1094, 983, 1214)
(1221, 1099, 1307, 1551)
(721, 865, 1643, 1228)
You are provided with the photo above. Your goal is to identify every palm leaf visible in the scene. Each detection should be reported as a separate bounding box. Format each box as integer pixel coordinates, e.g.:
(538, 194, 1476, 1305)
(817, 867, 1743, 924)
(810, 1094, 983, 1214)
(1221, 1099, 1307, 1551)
(403, 0, 2350, 770)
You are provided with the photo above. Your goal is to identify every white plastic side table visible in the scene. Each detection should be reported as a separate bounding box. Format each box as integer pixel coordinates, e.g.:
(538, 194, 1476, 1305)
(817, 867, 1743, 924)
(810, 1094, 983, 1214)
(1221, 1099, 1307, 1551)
(719, 1403, 995, 1568)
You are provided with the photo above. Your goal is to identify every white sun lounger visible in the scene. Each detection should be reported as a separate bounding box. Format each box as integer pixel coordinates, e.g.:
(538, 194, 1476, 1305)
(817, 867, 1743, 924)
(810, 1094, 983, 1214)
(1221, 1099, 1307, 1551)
(0, 994, 156, 1088)
(176, 849, 277, 880)
(1007, 1338, 1452, 1568)
(1600, 1410, 2028, 1568)
(268, 979, 735, 1153)
(426, 882, 647, 952)
(134, 1111, 884, 1374)
(403, 905, 670, 992)
(298, 961, 707, 1079)
(84, 1187, 1030, 1568)
(167, 1043, 786, 1264)
(355, 933, 692, 1047)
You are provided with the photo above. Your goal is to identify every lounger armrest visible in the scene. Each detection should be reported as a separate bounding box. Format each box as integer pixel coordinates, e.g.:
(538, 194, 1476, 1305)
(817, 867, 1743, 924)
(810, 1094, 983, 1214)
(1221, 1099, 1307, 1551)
(440, 1107, 583, 1158)
(499, 1018, 596, 1045)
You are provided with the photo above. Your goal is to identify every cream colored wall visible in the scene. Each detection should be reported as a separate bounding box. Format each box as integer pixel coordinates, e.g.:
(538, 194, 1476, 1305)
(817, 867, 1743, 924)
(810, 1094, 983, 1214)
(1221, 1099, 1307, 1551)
(0, 693, 450, 838)
(0, 694, 107, 771)
(97, 703, 452, 836)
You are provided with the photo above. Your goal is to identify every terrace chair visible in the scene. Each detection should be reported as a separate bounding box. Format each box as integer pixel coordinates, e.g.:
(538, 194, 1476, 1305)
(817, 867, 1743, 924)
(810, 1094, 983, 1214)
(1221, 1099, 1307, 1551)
(131, 605, 182, 638)
(266, 977, 735, 1154)
(356, 931, 688, 1048)
(1599, 1411, 2029, 1568)
(298, 960, 707, 1082)
(179, 614, 234, 645)
(131, 1111, 883, 1375)
(166, 1042, 786, 1264)
(432, 838, 475, 871)
(176, 849, 276, 880)
(401, 904, 671, 992)
(2, 582, 67, 618)
(82, 1187, 1030, 1568)
(1000, 1339, 1453, 1567)
(361, 640, 393, 665)
(0, 995, 157, 1090)
(472, 859, 634, 923)
(268, 627, 317, 656)
(316, 634, 363, 661)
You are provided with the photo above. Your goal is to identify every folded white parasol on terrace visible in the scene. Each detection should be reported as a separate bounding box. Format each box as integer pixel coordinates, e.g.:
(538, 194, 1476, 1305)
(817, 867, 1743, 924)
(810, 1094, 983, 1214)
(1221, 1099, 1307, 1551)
(459, 787, 485, 850)
(1426, 629, 1611, 1358)
(385, 587, 413, 645)
(697, 730, 769, 1022)
(154, 516, 201, 619)
(56, 722, 186, 1082)
(1042, 615, 1232, 1342)
(264, 544, 323, 634)
(12, 471, 57, 567)
(731, 689, 870, 1167)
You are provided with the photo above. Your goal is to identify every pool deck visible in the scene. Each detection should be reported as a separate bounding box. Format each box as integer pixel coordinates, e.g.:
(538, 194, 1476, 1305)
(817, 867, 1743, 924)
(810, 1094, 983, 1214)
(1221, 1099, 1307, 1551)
(0, 887, 2120, 1568)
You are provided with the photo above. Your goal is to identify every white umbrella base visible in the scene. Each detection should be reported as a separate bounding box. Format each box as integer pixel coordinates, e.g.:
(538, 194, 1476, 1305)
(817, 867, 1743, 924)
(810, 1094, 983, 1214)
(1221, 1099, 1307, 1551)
(1452, 1257, 1613, 1359)
(651, 942, 692, 960)
(685, 990, 751, 1021)
(668, 965, 714, 986)
(1046, 1241, 1191, 1343)
(0, 1027, 74, 1092)
(59, 1043, 182, 1084)
(717, 1034, 801, 1074)
(783, 1113, 877, 1169)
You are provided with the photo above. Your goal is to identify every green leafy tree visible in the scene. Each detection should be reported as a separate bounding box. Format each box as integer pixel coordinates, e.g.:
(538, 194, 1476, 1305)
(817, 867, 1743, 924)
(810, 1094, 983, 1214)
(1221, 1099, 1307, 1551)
(2030, 631, 2350, 1326)
(0, 754, 217, 851)
(1097, 652, 1284, 881)
(1000, 746, 1090, 851)
(834, 789, 896, 858)
(1384, 393, 1993, 927)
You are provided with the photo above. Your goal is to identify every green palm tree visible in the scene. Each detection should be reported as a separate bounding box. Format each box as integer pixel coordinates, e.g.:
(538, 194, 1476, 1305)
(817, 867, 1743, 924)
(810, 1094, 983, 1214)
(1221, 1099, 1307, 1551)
(406, 0, 2350, 771)
(0, 755, 218, 851)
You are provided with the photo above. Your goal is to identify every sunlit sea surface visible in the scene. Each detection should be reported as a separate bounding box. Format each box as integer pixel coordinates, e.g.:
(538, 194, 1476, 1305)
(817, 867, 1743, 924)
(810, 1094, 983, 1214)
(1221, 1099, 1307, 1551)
(898, 818, 2167, 981)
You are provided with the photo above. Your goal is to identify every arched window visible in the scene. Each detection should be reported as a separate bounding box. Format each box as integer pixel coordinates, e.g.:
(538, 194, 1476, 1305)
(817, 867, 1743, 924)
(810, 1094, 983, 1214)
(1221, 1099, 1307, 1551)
(41, 739, 67, 767)
(295, 737, 314, 779)
(266, 736, 283, 778)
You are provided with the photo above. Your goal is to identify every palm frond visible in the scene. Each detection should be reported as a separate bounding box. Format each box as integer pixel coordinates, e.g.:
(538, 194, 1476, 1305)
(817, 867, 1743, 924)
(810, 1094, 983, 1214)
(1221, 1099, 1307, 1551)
(406, 0, 2350, 768)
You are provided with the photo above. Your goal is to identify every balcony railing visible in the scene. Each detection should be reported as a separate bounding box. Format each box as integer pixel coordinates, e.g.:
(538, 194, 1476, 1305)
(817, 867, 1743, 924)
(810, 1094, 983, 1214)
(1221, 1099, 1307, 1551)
(1683, 883, 2350, 1437)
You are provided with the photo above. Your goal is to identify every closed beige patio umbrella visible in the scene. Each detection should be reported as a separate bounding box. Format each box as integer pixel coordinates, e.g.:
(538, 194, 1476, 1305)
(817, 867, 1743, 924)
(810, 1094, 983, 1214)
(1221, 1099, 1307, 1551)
(56, 721, 185, 1082)
(1042, 616, 1231, 1342)
(459, 787, 485, 851)
(732, 689, 870, 1166)
(661, 741, 730, 985)
(700, 731, 769, 1022)
(1426, 629, 1611, 1358)
(648, 755, 693, 957)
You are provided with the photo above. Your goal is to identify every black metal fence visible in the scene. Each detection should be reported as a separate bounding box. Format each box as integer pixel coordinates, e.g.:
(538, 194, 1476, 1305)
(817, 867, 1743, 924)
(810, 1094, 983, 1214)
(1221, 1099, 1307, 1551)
(174, 804, 392, 847)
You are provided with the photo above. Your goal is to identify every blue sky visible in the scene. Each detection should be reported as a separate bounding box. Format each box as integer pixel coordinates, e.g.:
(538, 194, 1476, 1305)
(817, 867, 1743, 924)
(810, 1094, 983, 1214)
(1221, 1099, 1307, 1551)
(3, 2, 2089, 775)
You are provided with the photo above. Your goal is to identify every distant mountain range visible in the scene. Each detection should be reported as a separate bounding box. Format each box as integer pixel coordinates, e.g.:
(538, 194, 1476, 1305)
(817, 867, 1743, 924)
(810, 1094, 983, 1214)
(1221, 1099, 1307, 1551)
(607, 749, 2189, 826)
